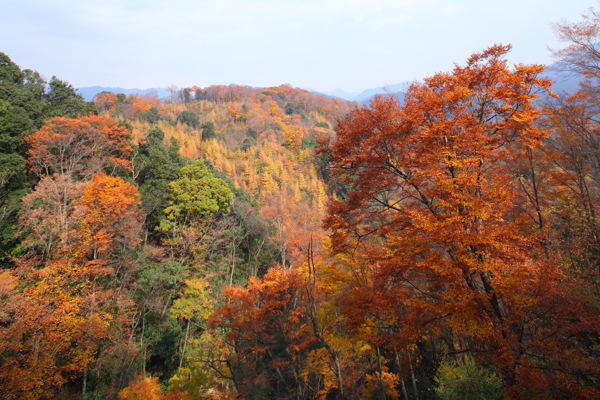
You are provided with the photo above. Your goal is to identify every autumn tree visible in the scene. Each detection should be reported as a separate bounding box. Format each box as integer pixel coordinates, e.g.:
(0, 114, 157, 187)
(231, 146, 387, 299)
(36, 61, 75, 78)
(170, 279, 214, 359)
(261, 192, 325, 267)
(76, 172, 142, 261)
(18, 174, 85, 258)
(325, 45, 598, 397)
(552, 6, 600, 81)
(25, 115, 133, 180)
(94, 91, 119, 113)
(209, 267, 317, 399)
(535, 14, 600, 392)
(123, 94, 157, 119)
(75, 174, 144, 394)
(118, 374, 189, 400)
(547, 6, 600, 306)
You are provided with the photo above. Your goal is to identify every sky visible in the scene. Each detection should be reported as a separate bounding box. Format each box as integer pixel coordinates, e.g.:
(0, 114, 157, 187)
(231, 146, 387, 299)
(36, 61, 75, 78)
(1, 0, 596, 93)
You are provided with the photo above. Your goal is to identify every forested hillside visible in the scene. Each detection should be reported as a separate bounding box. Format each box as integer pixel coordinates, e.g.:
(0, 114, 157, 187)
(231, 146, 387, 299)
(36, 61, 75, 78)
(1, 10, 600, 400)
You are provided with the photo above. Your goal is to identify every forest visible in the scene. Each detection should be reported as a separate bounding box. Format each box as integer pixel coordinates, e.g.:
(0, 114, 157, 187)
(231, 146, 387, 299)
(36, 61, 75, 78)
(1, 10, 599, 400)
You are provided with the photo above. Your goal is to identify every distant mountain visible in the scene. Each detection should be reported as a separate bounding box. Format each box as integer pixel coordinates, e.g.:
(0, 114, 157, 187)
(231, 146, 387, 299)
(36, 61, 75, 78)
(77, 86, 171, 101)
(318, 82, 411, 103)
(351, 82, 412, 103)
(321, 89, 361, 100)
(543, 68, 581, 96)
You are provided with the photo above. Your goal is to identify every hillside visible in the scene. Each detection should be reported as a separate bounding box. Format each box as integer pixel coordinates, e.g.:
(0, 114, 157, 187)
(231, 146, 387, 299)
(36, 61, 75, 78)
(1, 33, 600, 400)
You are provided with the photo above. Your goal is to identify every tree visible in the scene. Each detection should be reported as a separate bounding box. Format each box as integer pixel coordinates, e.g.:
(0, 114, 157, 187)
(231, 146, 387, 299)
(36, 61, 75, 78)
(157, 160, 232, 261)
(200, 122, 216, 141)
(209, 267, 316, 399)
(25, 115, 133, 180)
(135, 127, 188, 239)
(0, 54, 149, 398)
(0, 52, 23, 84)
(182, 88, 192, 104)
(176, 111, 199, 129)
(169, 279, 214, 371)
(435, 358, 503, 400)
(139, 107, 161, 124)
(43, 76, 96, 118)
(93, 91, 119, 113)
(281, 123, 305, 149)
(77, 173, 143, 261)
(0, 55, 42, 263)
(132, 259, 189, 379)
(552, 7, 600, 81)
(325, 45, 597, 397)
(547, 5, 600, 304)
(18, 174, 85, 258)
(0, 98, 31, 261)
(194, 88, 204, 101)
(119, 374, 164, 400)
(118, 374, 189, 400)
(0, 99, 33, 156)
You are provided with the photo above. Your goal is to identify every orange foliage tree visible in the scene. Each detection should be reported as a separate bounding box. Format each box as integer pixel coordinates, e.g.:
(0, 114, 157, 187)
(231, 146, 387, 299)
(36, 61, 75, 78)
(93, 92, 119, 113)
(2, 172, 144, 399)
(324, 45, 598, 397)
(25, 115, 133, 179)
(118, 374, 189, 400)
(76, 172, 142, 262)
(209, 267, 316, 399)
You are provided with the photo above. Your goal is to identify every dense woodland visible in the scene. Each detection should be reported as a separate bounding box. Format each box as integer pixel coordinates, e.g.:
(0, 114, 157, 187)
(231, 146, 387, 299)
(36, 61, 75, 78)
(1, 10, 600, 400)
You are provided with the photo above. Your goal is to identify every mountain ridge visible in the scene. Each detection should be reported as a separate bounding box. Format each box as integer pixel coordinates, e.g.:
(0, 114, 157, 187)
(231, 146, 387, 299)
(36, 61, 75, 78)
(76, 64, 581, 104)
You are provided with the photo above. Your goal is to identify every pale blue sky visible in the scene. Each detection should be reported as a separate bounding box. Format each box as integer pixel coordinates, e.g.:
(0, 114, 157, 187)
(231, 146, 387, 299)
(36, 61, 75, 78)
(0, 0, 595, 92)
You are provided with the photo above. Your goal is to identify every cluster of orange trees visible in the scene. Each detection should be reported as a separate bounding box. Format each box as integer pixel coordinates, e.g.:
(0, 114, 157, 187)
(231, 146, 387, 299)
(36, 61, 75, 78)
(1, 10, 600, 400)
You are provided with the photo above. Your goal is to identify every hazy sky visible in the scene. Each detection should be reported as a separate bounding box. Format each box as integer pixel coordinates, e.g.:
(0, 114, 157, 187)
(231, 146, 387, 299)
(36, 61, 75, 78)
(1, 0, 595, 93)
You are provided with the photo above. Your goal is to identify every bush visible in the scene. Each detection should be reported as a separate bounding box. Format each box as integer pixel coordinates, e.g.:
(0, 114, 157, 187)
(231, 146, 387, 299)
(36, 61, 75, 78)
(435, 358, 503, 400)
